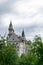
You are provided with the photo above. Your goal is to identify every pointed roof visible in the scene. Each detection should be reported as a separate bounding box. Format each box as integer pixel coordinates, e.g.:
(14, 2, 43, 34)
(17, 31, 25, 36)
(22, 30, 25, 37)
(8, 21, 14, 31)
(8, 33, 20, 42)
(9, 21, 12, 27)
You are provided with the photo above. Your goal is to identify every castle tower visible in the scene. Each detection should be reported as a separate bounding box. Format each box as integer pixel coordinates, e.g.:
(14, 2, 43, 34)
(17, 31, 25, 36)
(20, 30, 26, 55)
(22, 30, 25, 37)
(22, 30, 25, 42)
(8, 21, 14, 37)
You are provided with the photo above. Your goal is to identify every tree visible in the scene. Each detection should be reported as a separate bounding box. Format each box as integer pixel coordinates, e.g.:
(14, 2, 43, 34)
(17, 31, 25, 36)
(0, 39, 19, 65)
(19, 54, 27, 65)
(0, 35, 43, 65)
(30, 35, 43, 65)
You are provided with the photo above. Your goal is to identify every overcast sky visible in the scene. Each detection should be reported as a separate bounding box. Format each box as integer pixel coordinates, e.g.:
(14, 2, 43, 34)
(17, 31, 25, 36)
(0, 0, 43, 40)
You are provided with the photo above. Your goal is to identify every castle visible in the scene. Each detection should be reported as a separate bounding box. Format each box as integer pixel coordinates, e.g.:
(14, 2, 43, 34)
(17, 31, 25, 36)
(7, 21, 29, 56)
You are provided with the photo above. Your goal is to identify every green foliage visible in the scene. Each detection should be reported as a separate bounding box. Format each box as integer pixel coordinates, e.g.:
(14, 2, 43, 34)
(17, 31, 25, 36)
(0, 35, 43, 65)
(0, 39, 19, 65)
(30, 35, 43, 65)
(19, 54, 27, 65)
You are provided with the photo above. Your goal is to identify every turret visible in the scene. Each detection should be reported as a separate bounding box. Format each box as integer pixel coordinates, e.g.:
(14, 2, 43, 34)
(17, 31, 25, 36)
(22, 30, 25, 42)
(8, 21, 14, 37)
(22, 30, 25, 37)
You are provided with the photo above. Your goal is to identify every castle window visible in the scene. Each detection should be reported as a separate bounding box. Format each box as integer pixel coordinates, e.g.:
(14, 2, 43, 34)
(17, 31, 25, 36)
(16, 43, 18, 45)
(13, 39, 14, 40)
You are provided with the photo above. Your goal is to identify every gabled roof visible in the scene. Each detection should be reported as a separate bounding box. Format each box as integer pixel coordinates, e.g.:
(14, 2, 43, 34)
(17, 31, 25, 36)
(8, 33, 20, 42)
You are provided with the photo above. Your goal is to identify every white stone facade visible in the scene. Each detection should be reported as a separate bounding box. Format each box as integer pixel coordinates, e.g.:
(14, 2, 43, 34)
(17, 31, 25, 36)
(7, 22, 29, 56)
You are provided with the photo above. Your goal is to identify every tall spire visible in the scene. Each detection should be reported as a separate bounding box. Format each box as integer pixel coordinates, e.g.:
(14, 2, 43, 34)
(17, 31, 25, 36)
(8, 21, 13, 30)
(22, 30, 26, 42)
(8, 21, 14, 37)
(22, 30, 25, 37)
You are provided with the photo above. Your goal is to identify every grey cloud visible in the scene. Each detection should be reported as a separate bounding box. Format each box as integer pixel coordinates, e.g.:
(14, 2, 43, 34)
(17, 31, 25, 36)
(0, 26, 8, 36)
(0, 22, 43, 40)
(14, 23, 43, 34)
(0, 0, 31, 16)
(38, 6, 43, 14)
(0, 0, 43, 40)
(0, 0, 17, 15)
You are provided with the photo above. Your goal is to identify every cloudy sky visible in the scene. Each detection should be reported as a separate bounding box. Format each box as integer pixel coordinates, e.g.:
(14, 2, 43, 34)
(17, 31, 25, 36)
(0, 0, 43, 40)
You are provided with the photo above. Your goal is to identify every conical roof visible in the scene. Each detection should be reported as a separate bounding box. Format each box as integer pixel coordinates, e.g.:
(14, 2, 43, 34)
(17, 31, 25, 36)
(8, 21, 13, 30)
(22, 30, 25, 37)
